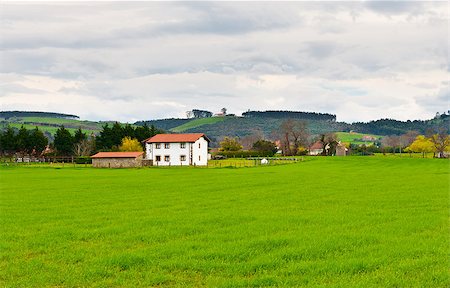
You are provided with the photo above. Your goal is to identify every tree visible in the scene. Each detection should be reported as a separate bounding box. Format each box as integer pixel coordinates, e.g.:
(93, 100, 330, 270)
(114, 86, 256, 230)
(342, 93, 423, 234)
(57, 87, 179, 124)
(319, 133, 339, 156)
(405, 135, 435, 158)
(252, 140, 277, 155)
(73, 128, 87, 144)
(429, 128, 450, 158)
(54, 126, 74, 155)
(221, 108, 227, 115)
(16, 125, 30, 153)
(111, 122, 124, 147)
(192, 109, 213, 118)
(240, 130, 263, 150)
(1, 126, 16, 153)
(119, 137, 143, 152)
(73, 138, 94, 156)
(279, 119, 309, 156)
(219, 137, 242, 151)
(29, 127, 48, 154)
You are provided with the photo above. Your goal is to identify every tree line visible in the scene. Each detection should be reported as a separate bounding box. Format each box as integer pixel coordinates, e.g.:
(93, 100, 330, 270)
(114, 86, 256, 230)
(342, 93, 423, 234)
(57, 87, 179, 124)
(0, 123, 163, 157)
(0, 111, 79, 119)
(242, 110, 337, 121)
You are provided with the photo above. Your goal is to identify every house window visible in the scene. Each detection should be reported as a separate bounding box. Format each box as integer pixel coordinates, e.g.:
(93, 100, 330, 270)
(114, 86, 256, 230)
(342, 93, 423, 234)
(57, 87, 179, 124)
(199, 155, 201, 161)
(180, 142, 186, 149)
(164, 155, 170, 162)
(164, 143, 170, 149)
(155, 143, 161, 149)
(198, 143, 201, 148)
(155, 155, 161, 162)
(180, 155, 186, 161)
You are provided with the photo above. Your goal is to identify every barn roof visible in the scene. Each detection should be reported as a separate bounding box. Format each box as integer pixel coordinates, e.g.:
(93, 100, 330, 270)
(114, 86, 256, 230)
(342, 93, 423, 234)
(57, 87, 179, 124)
(144, 133, 210, 143)
(91, 152, 144, 158)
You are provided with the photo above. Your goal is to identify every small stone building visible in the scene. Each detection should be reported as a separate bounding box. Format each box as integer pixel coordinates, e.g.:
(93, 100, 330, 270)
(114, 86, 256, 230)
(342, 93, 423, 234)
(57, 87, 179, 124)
(91, 152, 144, 168)
(335, 143, 348, 156)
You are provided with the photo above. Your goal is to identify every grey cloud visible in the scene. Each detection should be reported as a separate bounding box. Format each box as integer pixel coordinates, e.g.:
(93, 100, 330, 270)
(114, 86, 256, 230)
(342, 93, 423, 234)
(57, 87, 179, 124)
(364, 1, 425, 15)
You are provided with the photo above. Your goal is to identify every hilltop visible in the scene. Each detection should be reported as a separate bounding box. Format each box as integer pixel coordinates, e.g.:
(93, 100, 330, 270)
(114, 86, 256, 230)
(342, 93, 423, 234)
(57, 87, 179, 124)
(137, 110, 449, 144)
(2, 110, 448, 145)
(0, 111, 130, 140)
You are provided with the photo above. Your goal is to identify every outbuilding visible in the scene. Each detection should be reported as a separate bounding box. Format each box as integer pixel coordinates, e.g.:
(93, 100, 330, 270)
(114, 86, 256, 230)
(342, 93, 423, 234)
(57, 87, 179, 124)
(91, 152, 144, 168)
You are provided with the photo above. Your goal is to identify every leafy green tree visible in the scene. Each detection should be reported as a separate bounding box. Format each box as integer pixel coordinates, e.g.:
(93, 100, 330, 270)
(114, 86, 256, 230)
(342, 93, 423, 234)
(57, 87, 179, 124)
(111, 122, 124, 147)
(219, 137, 242, 151)
(252, 140, 277, 155)
(1, 126, 16, 152)
(29, 127, 48, 154)
(123, 124, 135, 139)
(54, 126, 74, 155)
(73, 128, 87, 144)
(96, 124, 113, 150)
(16, 126, 30, 153)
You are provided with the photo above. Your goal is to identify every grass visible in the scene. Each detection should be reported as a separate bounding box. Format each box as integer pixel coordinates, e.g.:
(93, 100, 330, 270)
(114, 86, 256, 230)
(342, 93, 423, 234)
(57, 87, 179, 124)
(4, 117, 136, 136)
(336, 132, 382, 145)
(7, 123, 96, 135)
(171, 117, 228, 132)
(1, 157, 448, 287)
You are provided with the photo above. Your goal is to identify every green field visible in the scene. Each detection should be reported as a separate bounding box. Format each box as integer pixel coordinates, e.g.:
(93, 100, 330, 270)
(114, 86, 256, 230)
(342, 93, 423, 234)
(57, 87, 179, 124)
(2, 117, 136, 136)
(335, 132, 381, 145)
(1, 157, 448, 287)
(171, 117, 228, 132)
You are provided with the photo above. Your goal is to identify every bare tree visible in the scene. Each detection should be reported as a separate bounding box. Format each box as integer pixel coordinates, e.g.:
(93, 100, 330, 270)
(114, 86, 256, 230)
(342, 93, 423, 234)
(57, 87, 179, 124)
(73, 139, 94, 157)
(381, 135, 401, 154)
(280, 119, 309, 156)
(240, 130, 264, 150)
(400, 131, 419, 148)
(429, 127, 450, 158)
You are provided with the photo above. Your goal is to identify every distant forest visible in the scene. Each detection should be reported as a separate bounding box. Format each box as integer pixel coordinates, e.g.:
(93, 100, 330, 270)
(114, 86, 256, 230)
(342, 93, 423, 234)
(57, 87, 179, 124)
(242, 110, 336, 121)
(0, 111, 79, 119)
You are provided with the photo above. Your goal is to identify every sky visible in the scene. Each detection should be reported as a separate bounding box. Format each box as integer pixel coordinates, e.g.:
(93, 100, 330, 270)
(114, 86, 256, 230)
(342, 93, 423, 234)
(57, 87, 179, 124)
(0, 1, 448, 123)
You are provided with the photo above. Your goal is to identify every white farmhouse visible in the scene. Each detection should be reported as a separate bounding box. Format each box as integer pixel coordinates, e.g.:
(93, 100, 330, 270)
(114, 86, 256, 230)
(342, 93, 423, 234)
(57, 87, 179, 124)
(144, 133, 210, 166)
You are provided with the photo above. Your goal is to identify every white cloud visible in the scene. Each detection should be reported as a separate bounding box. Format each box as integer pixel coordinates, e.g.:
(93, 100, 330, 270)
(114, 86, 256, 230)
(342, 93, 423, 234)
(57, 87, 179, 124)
(0, 1, 448, 122)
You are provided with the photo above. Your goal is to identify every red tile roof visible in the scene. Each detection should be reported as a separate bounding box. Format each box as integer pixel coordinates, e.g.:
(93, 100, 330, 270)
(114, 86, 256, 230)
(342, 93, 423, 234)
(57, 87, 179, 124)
(309, 141, 323, 150)
(144, 133, 210, 143)
(91, 152, 144, 158)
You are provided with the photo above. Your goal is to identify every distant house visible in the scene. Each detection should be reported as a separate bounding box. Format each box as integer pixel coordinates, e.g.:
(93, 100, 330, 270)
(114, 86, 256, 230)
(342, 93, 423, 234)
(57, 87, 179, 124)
(91, 152, 144, 168)
(361, 135, 377, 142)
(309, 141, 324, 156)
(144, 133, 210, 166)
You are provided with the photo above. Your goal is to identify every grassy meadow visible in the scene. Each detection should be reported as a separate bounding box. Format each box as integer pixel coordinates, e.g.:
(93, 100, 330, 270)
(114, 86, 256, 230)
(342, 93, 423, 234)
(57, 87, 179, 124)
(171, 117, 228, 132)
(0, 157, 449, 287)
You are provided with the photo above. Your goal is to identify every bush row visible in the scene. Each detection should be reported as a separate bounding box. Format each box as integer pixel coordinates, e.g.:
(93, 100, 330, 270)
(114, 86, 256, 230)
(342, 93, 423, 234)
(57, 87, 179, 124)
(214, 150, 275, 158)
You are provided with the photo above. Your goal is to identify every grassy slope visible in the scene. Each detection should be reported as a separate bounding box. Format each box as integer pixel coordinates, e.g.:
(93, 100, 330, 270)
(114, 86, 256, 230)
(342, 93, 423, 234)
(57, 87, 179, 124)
(171, 117, 228, 132)
(2, 117, 133, 135)
(1, 157, 448, 287)
(336, 132, 382, 145)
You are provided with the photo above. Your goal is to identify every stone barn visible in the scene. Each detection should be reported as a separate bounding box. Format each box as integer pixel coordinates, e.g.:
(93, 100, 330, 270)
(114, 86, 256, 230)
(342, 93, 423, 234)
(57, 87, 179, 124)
(91, 152, 144, 168)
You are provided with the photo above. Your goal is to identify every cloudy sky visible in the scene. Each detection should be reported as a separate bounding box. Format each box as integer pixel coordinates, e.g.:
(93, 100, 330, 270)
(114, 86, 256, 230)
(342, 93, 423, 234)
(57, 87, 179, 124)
(0, 1, 448, 123)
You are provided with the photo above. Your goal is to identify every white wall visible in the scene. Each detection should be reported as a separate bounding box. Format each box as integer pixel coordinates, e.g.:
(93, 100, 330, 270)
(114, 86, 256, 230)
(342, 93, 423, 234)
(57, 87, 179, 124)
(145, 137, 209, 166)
(192, 137, 208, 166)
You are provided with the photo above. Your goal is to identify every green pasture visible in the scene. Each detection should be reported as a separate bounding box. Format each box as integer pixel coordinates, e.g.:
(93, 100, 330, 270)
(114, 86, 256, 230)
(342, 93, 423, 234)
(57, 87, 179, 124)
(336, 132, 381, 145)
(0, 157, 448, 287)
(17, 117, 86, 125)
(171, 117, 228, 132)
(7, 123, 95, 136)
